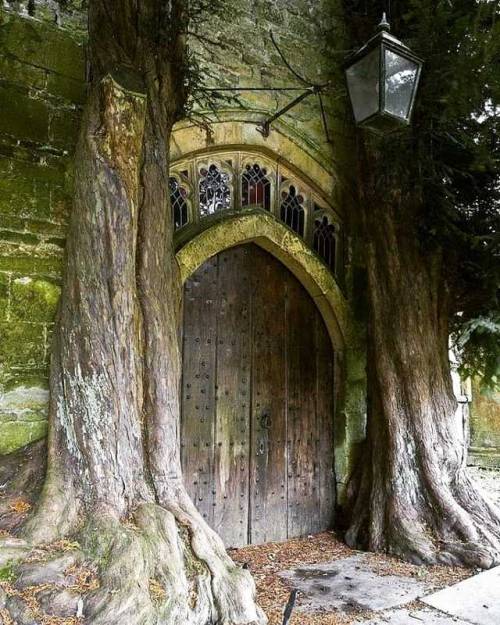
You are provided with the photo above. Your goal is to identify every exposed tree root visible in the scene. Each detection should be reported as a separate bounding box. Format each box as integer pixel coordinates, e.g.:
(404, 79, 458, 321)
(0, 442, 46, 533)
(346, 452, 500, 569)
(0, 500, 266, 625)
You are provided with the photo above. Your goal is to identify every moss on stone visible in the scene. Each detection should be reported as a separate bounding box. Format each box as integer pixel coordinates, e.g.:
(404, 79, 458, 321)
(0, 272, 9, 321)
(10, 276, 60, 323)
(0, 321, 46, 370)
(0, 84, 50, 144)
(0, 54, 46, 90)
(0, 419, 48, 455)
(49, 108, 80, 150)
(0, 562, 16, 581)
(46, 72, 86, 104)
(0, 156, 65, 185)
(0, 230, 40, 246)
(0, 13, 85, 81)
(0, 255, 63, 275)
(49, 185, 72, 223)
(0, 169, 51, 220)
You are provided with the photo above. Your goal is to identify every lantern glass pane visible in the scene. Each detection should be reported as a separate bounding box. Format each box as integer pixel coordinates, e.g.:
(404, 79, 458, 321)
(346, 48, 380, 123)
(384, 49, 419, 120)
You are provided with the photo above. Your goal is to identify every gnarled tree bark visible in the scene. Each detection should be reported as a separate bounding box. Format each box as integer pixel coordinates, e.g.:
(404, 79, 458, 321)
(0, 2, 265, 623)
(345, 150, 500, 569)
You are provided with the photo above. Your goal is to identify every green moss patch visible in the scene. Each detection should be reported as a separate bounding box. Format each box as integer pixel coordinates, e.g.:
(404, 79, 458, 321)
(0, 419, 48, 455)
(10, 276, 60, 323)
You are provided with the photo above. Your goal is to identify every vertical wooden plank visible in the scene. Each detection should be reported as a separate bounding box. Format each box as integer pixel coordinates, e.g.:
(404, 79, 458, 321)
(214, 246, 252, 548)
(286, 273, 320, 538)
(181, 256, 218, 527)
(182, 243, 336, 546)
(316, 313, 336, 530)
(249, 246, 288, 544)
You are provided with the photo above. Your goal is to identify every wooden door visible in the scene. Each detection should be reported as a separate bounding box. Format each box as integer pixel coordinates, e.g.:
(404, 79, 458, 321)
(181, 244, 335, 547)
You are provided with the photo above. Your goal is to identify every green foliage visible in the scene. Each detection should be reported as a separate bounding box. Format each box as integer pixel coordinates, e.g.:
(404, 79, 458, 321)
(457, 315, 500, 390)
(343, 0, 500, 388)
(0, 561, 16, 581)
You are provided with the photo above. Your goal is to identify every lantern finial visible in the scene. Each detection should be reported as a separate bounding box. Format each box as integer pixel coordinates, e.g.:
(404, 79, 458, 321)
(378, 12, 391, 32)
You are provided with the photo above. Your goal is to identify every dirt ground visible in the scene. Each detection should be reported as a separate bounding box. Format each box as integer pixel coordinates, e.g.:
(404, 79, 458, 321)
(230, 531, 472, 625)
(230, 467, 500, 625)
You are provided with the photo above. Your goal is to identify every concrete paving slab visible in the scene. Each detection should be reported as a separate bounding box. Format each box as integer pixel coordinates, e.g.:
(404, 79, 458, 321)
(362, 607, 473, 624)
(278, 554, 432, 613)
(422, 566, 500, 625)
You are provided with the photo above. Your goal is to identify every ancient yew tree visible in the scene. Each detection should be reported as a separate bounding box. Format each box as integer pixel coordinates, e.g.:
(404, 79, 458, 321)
(0, 1, 264, 623)
(343, 0, 500, 567)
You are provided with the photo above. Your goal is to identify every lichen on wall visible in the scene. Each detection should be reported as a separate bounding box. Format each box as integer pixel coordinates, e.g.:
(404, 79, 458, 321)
(469, 379, 500, 468)
(0, 7, 84, 452)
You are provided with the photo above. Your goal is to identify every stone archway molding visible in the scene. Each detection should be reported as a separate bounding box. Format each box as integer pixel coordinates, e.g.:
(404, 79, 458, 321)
(175, 211, 351, 350)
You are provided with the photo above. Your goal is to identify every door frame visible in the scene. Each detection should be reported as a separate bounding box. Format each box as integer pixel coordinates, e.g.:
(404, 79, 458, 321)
(175, 211, 360, 505)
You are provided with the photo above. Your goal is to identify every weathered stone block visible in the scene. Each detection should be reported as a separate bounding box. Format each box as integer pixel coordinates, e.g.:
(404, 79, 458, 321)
(0, 385, 49, 421)
(50, 185, 72, 223)
(0, 55, 46, 90)
(48, 108, 80, 150)
(0, 255, 63, 276)
(0, 84, 50, 144)
(46, 72, 86, 104)
(0, 321, 45, 369)
(3, 156, 64, 185)
(25, 219, 67, 238)
(0, 230, 40, 246)
(0, 14, 85, 80)
(0, 419, 47, 455)
(10, 276, 60, 322)
(0, 171, 39, 218)
(0, 273, 9, 321)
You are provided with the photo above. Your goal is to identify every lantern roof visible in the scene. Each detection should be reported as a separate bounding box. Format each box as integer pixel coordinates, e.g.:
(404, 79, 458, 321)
(345, 14, 423, 68)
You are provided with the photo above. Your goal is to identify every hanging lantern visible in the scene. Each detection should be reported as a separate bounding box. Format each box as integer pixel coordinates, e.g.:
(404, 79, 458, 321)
(344, 13, 423, 135)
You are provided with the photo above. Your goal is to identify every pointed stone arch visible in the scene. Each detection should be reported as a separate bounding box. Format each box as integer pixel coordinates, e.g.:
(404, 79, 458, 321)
(175, 211, 350, 351)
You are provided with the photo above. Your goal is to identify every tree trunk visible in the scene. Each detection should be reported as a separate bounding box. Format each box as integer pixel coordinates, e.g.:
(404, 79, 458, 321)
(345, 182, 500, 569)
(0, 2, 265, 624)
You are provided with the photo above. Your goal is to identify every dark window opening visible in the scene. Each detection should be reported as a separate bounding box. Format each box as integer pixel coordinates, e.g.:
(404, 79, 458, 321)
(280, 185, 305, 237)
(169, 177, 189, 230)
(242, 163, 271, 210)
(313, 215, 336, 272)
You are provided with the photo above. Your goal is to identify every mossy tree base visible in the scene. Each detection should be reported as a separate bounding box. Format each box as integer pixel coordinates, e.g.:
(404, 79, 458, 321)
(0, 513, 261, 625)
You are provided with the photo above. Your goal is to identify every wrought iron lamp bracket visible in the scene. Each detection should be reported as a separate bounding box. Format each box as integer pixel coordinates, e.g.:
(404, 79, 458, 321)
(203, 31, 335, 143)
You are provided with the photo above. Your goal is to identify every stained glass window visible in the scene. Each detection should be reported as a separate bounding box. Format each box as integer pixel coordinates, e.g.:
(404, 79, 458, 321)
(199, 164, 231, 216)
(169, 177, 188, 230)
(242, 163, 271, 210)
(280, 185, 305, 237)
(313, 215, 336, 271)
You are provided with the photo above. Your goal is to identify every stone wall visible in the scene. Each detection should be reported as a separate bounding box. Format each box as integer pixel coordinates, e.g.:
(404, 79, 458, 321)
(469, 380, 500, 468)
(0, 8, 85, 453)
